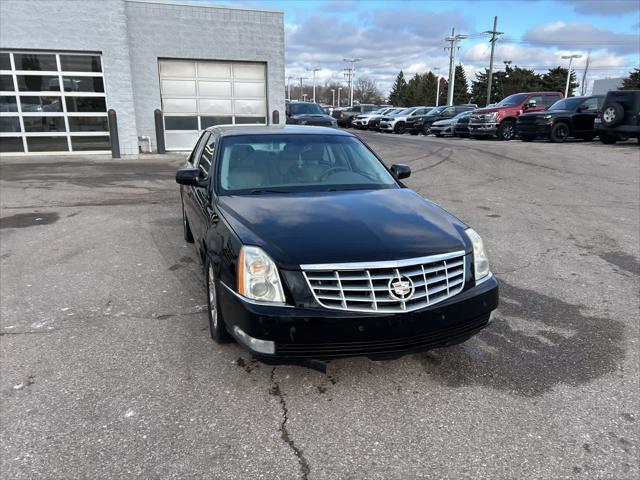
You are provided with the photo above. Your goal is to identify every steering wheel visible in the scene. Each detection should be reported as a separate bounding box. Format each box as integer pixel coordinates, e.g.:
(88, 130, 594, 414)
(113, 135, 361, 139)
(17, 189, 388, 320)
(318, 166, 350, 180)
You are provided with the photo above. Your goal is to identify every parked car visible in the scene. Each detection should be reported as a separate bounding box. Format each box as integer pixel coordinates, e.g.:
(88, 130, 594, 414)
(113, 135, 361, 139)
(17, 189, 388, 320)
(454, 112, 473, 138)
(286, 102, 337, 128)
(407, 105, 476, 135)
(430, 110, 474, 137)
(352, 107, 397, 129)
(516, 95, 603, 143)
(469, 92, 563, 140)
(332, 104, 380, 127)
(175, 124, 498, 363)
(594, 90, 640, 144)
(379, 106, 432, 134)
(369, 108, 403, 131)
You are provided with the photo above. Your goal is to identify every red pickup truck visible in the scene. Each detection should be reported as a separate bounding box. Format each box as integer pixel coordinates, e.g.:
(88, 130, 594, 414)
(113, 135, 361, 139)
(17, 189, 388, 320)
(468, 92, 563, 140)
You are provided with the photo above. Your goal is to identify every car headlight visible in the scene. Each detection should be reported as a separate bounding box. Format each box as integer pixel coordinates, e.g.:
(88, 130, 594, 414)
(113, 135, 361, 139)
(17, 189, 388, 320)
(238, 246, 286, 303)
(487, 112, 498, 122)
(465, 228, 490, 282)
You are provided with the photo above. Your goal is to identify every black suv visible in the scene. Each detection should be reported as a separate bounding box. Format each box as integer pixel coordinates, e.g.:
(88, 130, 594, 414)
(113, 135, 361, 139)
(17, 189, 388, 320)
(594, 90, 640, 144)
(407, 105, 477, 135)
(516, 95, 603, 143)
(286, 102, 337, 128)
(332, 104, 380, 127)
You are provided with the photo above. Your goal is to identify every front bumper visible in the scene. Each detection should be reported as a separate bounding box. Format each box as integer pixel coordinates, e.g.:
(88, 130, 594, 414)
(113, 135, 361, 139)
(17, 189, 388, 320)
(517, 122, 551, 137)
(468, 122, 498, 136)
(352, 119, 369, 127)
(379, 121, 395, 131)
(431, 125, 452, 135)
(218, 275, 499, 360)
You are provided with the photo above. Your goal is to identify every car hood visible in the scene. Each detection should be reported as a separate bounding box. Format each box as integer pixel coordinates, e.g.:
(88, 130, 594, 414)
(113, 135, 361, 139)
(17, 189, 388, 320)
(433, 118, 455, 126)
(290, 114, 334, 122)
(217, 189, 470, 268)
(472, 107, 507, 114)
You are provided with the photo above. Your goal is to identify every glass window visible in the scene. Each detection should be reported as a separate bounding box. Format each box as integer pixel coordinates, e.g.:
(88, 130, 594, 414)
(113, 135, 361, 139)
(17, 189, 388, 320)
(162, 98, 197, 114)
(288, 103, 324, 115)
(201, 116, 232, 128)
(497, 93, 529, 107)
(198, 135, 215, 176)
(71, 136, 110, 151)
(20, 96, 62, 112)
(165, 131, 199, 150)
(1, 95, 18, 111)
(0, 75, 15, 91)
(234, 99, 265, 115)
(198, 81, 231, 97)
(0, 137, 24, 153)
(197, 62, 231, 79)
(235, 116, 265, 124)
(159, 61, 196, 78)
(65, 96, 106, 112)
(27, 136, 69, 152)
(23, 116, 66, 132)
(543, 95, 562, 107)
(190, 132, 210, 165)
(17, 75, 60, 92)
(0, 116, 21, 132)
(68, 116, 108, 132)
(60, 55, 101, 72)
(161, 79, 196, 96)
(233, 64, 264, 80)
(0, 53, 10, 70)
(581, 97, 599, 111)
(199, 98, 232, 115)
(62, 76, 104, 92)
(218, 134, 397, 194)
(13, 53, 57, 71)
(164, 116, 198, 130)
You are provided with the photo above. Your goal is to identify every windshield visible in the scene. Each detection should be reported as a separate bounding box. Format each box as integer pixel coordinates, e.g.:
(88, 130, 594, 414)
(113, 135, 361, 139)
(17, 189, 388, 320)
(548, 98, 584, 111)
(428, 106, 447, 115)
(453, 110, 472, 119)
(396, 108, 416, 115)
(496, 93, 529, 107)
(217, 134, 398, 194)
(289, 103, 325, 115)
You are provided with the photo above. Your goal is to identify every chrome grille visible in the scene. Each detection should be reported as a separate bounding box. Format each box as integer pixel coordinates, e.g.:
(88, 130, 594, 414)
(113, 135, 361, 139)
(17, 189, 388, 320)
(302, 251, 466, 313)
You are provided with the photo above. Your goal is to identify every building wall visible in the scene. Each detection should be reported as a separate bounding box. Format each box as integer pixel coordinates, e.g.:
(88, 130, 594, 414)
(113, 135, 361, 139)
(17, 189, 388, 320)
(0, 0, 285, 155)
(126, 0, 285, 151)
(0, 0, 139, 154)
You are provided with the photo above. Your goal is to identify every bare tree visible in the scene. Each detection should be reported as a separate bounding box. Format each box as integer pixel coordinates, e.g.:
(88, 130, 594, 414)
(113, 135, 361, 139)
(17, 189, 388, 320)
(354, 76, 383, 104)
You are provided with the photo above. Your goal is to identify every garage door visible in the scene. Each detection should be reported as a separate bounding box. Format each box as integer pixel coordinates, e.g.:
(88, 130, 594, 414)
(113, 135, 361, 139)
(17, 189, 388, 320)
(159, 60, 266, 150)
(0, 50, 110, 155)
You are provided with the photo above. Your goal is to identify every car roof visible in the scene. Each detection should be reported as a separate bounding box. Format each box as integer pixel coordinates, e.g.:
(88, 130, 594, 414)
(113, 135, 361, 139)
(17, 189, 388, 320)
(206, 124, 353, 137)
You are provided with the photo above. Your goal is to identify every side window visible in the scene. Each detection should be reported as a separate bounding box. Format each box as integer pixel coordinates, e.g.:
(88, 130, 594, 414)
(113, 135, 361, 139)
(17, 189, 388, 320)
(443, 107, 456, 116)
(190, 132, 209, 165)
(582, 97, 599, 111)
(527, 95, 544, 107)
(196, 134, 215, 177)
(542, 95, 560, 107)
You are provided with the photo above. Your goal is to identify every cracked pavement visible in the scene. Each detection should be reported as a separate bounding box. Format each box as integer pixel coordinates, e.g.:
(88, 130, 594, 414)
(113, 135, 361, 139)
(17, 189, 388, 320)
(1, 133, 638, 479)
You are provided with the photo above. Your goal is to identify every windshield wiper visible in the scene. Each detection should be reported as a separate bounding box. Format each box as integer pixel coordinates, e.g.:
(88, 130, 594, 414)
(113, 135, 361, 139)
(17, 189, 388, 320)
(249, 188, 291, 194)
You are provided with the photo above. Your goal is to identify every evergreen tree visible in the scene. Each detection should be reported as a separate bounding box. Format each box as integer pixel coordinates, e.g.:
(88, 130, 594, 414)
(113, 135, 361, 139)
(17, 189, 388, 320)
(388, 71, 408, 106)
(503, 66, 542, 96)
(419, 72, 439, 106)
(404, 74, 422, 106)
(452, 65, 469, 104)
(470, 69, 507, 106)
(542, 67, 578, 96)
(622, 68, 640, 89)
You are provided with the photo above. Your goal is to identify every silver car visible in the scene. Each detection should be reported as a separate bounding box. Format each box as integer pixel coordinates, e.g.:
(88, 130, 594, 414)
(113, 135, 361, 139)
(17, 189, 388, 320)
(430, 111, 473, 137)
(352, 107, 396, 129)
(378, 107, 432, 134)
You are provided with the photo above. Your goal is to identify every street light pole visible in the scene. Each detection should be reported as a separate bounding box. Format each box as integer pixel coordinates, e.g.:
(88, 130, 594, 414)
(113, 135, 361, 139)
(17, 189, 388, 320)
(307, 67, 320, 103)
(343, 58, 362, 107)
(337, 87, 342, 107)
(561, 54, 582, 97)
(331, 88, 335, 106)
(286, 75, 293, 102)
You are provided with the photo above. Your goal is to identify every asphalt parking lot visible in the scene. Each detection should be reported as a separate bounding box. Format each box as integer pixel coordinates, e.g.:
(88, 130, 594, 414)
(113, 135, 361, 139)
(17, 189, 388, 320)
(1, 132, 638, 479)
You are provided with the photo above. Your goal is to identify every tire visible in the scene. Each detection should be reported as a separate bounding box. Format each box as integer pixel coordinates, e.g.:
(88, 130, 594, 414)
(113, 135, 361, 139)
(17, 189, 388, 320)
(421, 123, 431, 135)
(497, 120, 516, 140)
(601, 102, 624, 127)
(550, 122, 570, 143)
(520, 135, 536, 142)
(182, 200, 194, 243)
(600, 134, 618, 144)
(581, 134, 595, 142)
(394, 122, 406, 134)
(205, 256, 231, 343)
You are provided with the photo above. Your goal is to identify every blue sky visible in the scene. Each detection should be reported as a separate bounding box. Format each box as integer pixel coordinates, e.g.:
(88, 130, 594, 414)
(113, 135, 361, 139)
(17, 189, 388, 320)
(207, 0, 640, 94)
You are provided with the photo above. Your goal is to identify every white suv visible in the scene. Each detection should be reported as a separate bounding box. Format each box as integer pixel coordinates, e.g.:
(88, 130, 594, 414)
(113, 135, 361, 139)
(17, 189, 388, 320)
(352, 107, 397, 129)
(379, 107, 431, 134)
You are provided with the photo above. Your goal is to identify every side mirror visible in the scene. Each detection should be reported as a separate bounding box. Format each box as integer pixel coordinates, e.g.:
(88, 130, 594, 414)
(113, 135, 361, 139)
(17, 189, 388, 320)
(176, 168, 205, 187)
(576, 105, 587, 112)
(390, 164, 411, 180)
(524, 100, 537, 110)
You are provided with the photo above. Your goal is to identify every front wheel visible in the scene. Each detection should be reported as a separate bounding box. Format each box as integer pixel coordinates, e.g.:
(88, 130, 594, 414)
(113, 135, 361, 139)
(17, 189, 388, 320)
(497, 120, 516, 140)
(421, 123, 431, 135)
(394, 122, 406, 134)
(206, 257, 231, 343)
(550, 122, 570, 143)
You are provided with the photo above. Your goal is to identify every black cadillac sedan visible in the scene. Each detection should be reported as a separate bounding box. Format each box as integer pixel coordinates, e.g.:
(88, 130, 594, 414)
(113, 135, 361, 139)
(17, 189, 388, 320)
(176, 125, 498, 363)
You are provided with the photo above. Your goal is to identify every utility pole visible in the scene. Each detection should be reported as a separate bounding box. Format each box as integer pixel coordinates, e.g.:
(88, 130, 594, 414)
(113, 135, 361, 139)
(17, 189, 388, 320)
(485, 16, 503, 106)
(298, 76, 307, 101)
(561, 54, 582, 97)
(433, 67, 441, 106)
(307, 67, 320, 103)
(581, 51, 591, 96)
(343, 58, 362, 107)
(444, 28, 467, 106)
(286, 75, 293, 102)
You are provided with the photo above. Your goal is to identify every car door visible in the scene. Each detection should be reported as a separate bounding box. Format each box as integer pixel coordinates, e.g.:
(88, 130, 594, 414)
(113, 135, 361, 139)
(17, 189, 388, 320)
(183, 132, 209, 236)
(524, 95, 545, 113)
(574, 97, 599, 133)
(188, 132, 216, 244)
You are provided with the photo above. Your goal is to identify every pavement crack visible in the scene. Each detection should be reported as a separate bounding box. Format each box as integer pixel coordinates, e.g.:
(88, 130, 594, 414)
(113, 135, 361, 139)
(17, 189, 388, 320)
(269, 368, 310, 480)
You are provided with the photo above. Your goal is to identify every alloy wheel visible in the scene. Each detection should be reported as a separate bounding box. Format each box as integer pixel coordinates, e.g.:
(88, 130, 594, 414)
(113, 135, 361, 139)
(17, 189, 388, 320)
(556, 124, 568, 140)
(502, 123, 515, 140)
